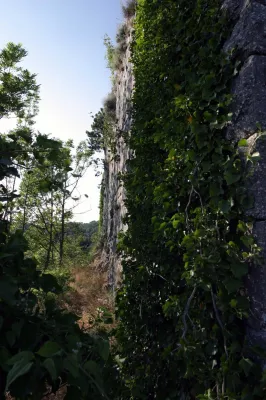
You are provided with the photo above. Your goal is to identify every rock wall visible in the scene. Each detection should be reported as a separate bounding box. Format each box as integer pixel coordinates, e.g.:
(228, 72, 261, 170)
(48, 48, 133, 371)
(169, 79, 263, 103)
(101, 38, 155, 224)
(101, 19, 133, 290)
(102, 2, 266, 358)
(223, 0, 266, 361)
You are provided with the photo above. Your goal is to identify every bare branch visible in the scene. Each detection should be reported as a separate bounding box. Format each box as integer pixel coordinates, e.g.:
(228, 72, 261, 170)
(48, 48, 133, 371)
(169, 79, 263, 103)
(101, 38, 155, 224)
(211, 288, 228, 358)
(181, 285, 197, 341)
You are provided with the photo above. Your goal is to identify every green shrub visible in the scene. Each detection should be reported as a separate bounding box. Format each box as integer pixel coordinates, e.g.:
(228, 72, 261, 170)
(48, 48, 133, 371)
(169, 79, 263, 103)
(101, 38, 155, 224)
(103, 92, 116, 117)
(116, 23, 128, 54)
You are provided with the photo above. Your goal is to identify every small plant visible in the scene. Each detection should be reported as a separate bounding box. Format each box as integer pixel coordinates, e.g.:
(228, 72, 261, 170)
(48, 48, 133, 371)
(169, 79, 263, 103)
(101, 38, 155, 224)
(116, 23, 128, 54)
(113, 48, 124, 70)
(122, 0, 136, 19)
(103, 92, 116, 116)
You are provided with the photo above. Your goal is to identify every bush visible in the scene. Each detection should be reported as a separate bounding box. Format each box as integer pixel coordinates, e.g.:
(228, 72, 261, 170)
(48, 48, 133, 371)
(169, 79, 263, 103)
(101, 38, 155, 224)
(114, 49, 124, 70)
(122, 0, 136, 18)
(116, 23, 128, 45)
(103, 92, 116, 116)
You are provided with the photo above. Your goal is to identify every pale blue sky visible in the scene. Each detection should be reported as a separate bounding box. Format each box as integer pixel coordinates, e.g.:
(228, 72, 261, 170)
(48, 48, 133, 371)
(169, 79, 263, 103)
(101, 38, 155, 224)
(0, 0, 123, 222)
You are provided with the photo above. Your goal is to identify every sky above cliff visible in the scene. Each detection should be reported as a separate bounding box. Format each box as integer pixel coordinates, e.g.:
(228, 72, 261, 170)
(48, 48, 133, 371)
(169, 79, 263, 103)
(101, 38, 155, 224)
(0, 0, 123, 222)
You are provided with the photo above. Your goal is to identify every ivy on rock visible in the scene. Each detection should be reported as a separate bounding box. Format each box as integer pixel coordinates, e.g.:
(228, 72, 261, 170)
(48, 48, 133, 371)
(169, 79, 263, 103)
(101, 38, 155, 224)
(116, 0, 264, 399)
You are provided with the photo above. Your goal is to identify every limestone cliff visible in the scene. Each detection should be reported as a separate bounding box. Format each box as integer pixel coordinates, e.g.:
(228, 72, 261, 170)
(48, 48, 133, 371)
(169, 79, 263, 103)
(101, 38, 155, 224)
(102, 0, 266, 360)
(224, 0, 266, 360)
(100, 18, 134, 290)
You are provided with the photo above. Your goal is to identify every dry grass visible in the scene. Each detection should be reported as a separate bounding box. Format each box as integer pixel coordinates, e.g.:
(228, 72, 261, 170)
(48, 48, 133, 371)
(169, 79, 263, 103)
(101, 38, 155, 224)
(62, 256, 115, 331)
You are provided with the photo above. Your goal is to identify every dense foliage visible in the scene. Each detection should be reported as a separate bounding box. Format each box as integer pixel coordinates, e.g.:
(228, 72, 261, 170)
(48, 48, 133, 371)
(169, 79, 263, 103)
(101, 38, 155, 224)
(0, 43, 112, 399)
(116, 1, 265, 399)
(12, 138, 91, 270)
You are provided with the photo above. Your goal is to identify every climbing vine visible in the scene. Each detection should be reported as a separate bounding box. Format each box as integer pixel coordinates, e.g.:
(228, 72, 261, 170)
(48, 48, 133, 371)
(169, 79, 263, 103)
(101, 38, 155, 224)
(116, 0, 265, 399)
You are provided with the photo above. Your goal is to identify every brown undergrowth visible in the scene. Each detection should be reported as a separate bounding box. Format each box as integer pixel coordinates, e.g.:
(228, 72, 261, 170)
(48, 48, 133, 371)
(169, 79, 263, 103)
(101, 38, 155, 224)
(62, 254, 115, 331)
(6, 257, 115, 399)
(8, 256, 115, 400)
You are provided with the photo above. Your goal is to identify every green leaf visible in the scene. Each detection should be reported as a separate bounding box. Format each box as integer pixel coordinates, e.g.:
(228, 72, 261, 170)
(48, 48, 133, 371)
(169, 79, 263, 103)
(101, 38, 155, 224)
(160, 222, 167, 230)
(172, 220, 179, 229)
(201, 161, 211, 172)
(238, 139, 248, 147)
(237, 221, 247, 233)
(209, 182, 223, 197)
(64, 354, 79, 378)
(230, 299, 237, 308)
(168, 148, 176, 158)
(251, 151, 260, 161)
(231, 262, 248, 278)
(218, 199, 232, 213)
(36, 341, 61, 358)
(43, 358, 57, 381)
(223, 278, 242, 294)
(0, 278, 18, 305)
(0, 348, 10, 368)
(5, 360, 33, 390)
(97, 339, 110, 362)
(239, 358, 254, 377)
(241, 235, 254, 248)
(12, 320, 24, 338)
(84, 360, 103, 386)
(6, 331, 16, 347)
(224, 172, 241, 185)
(203, 111, 213, 121)
(7, 351, 34, 366)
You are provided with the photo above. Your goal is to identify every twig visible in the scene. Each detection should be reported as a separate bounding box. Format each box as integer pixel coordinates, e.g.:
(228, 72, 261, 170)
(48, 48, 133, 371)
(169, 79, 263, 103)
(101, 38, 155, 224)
(185, 183, 204, 228)
(187, 314, 196, 330)
(185, 187, 194, 228)
(216, 382, 220, 400)
(181, 285, 197, 341)
(193, 187, 204, 215)
(156, 273, 168, 281)
(211, 288, 228, 358)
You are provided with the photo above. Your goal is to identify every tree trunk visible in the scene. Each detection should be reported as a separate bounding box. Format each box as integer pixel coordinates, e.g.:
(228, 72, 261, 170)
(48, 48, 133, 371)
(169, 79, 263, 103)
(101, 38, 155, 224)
(59, 189, 66, 267)
(45, 191, 54, 270)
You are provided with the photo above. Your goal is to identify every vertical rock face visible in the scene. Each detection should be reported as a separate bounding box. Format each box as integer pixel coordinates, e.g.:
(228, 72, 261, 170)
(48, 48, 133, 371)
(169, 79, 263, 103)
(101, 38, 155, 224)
(223, 0, 266, 361)
(101, 19, 133, 290)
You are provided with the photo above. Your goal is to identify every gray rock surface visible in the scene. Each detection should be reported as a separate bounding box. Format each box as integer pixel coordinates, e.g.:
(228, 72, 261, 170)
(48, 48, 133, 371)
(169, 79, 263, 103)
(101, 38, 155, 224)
(223, 0, 266, 357)
(246, 134, 266, 219)
(224, 3, 266, 58)
(246, 220, 266, 364)
(100, 19, 133, 290)
(227, 55, 266, 140)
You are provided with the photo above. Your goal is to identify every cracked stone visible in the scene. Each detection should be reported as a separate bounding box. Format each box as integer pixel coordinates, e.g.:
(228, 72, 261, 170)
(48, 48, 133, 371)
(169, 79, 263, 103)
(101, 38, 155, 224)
(226, 55, 266, 140)
(224, 2, 266, 58)
(222, 0, 266, 21)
